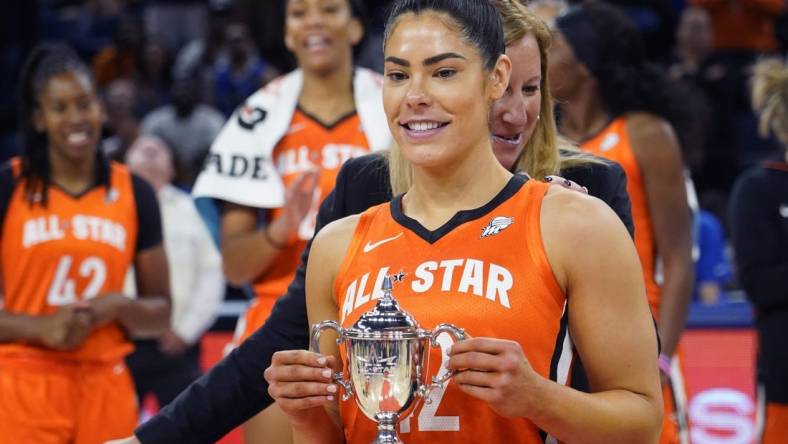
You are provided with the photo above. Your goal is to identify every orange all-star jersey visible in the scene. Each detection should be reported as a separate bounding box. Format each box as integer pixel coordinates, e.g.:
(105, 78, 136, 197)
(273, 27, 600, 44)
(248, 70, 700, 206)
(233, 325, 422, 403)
(333, 176, 571, 443)
(0, 159, 137, 362)
(582, 116, 660, 316)
(242, 108, 370, 338)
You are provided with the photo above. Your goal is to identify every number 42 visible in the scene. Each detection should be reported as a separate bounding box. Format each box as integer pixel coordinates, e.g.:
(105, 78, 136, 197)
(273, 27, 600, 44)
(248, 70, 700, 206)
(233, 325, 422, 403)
(47, 255, 107, 306)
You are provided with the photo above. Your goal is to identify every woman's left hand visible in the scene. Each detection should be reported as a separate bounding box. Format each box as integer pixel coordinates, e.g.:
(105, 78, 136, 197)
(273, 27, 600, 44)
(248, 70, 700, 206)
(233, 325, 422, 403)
(447, 337, 543, 419)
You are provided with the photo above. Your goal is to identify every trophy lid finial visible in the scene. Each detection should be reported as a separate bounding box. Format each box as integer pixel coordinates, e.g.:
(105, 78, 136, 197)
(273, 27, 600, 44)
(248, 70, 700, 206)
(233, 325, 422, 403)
(350, 274, 420, 335)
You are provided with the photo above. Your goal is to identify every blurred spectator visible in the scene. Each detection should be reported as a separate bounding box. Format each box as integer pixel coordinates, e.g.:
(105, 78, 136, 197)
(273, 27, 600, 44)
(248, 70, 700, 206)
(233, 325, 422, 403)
(143, 0, 208, 52)
(102, 78, 141, 162)
(141, 72, 225, 186)
(693, 210, 733, 305)
(124, 135, 224, 410)
(135, 35, 173, 116)
(92, 14, 144, 87)
(0, 0, 37, 163)
(669, 6, 714, 79)
(174, 1, 233, 106)
(213, 21, 275, 117)
(691, 0, 785, 53)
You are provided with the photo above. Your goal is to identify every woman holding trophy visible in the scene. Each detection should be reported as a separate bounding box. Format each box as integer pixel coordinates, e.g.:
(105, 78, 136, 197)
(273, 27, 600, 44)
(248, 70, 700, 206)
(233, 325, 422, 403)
(265, 0, 663, 442)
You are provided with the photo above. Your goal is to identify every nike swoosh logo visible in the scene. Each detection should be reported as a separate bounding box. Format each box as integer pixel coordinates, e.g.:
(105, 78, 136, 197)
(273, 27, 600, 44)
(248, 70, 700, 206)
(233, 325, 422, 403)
(363, 232, 403, 253)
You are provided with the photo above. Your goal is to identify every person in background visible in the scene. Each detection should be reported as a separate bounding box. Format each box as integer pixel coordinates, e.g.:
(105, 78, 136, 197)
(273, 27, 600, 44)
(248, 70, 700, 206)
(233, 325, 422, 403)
(92, 14, 144, 88)
(551, 3, 695, 442)
(729, 57, 788, 444)
(214, 20, 277, 117)
(0, 42, 170, 443)
(124, 135, 225, 414)
(102, 78, 142, 163)
(191, 0, 391, 441)
(134, 36, 173, 117)
(141, 71, 225, 187)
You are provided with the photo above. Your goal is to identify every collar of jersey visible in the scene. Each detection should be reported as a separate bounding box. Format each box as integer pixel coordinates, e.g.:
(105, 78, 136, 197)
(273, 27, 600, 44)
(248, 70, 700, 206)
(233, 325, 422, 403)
(389, 173, 528, 244)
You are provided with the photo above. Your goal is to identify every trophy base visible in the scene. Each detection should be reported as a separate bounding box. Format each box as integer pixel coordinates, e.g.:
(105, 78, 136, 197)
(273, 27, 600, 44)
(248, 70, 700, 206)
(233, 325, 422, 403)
(372, 412, 404, 444)
(371, 429, 403, 444)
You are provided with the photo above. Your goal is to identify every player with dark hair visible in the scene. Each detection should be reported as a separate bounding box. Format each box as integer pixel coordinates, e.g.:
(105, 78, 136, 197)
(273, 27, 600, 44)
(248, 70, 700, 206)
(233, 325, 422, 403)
(190, 0, 392, 440)
(266, 0, 662, 442)
(551, 3, 695, 443)
(0, 43, 170, 443)
(123, 1, 638, 442)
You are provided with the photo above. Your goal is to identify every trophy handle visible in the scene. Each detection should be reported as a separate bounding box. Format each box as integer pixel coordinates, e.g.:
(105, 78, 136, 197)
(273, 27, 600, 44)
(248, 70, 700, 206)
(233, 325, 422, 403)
(310, 320, 353, 401)
(421, 323, 466, 401)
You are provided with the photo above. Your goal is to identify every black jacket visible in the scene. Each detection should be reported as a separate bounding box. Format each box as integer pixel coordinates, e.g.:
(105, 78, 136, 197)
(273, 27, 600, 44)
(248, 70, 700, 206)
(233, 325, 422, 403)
(136, 152, 633, 443)
(729, 158, 788, 403)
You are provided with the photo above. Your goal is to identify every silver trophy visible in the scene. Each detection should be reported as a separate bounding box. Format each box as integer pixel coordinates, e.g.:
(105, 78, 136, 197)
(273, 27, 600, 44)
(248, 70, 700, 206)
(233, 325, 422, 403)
(311, 276, 465, 444)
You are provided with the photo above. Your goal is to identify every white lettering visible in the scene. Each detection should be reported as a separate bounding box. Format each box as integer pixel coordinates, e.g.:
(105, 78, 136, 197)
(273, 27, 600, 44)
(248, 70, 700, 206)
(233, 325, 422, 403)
(341, 280, 357, 322)
(486, 263, 512, 308)
(689, 389, 754, 444)
(353, 273, 371, 309)
(438, 259, 464, 291)
(23, 219, 38, 248)
(458, 259, 484, 297)
(412, 261, 438, 293)
(371, 267, 390, 300)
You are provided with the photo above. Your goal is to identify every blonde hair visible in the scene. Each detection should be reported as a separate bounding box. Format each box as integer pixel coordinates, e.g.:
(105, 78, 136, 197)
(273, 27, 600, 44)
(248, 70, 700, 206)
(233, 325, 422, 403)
(751, 57, 788, 146)
(389, 0, 600, 195)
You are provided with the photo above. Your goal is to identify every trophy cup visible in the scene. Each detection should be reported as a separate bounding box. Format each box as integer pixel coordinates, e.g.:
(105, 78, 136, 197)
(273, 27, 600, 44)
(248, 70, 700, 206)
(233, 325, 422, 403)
(311, 276, 466, 444)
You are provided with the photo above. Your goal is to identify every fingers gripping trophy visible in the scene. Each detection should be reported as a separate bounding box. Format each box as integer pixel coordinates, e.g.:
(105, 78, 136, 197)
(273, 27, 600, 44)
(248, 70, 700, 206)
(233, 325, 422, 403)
(311, 276, 466, 444)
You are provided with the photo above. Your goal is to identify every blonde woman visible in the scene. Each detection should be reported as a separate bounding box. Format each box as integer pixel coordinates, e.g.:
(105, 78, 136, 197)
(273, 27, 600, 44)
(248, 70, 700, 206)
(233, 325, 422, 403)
(729, 57, 788, 444)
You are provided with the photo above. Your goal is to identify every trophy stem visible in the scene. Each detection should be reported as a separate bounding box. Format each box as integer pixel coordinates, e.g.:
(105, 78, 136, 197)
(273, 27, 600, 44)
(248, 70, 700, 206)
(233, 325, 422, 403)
(371, 412, 403, 444)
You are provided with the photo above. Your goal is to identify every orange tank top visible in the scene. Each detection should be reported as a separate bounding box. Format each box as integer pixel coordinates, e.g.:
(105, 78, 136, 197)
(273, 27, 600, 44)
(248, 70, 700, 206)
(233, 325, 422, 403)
(333, 176, 571, 443)
(581, 116, 660, 315)
(251, 109, 370, 309)
(0, 159, 137, 362)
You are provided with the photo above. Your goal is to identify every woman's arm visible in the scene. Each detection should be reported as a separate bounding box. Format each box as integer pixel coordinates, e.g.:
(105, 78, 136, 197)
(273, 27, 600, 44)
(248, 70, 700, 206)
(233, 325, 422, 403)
(221, 169, 319, 286)
(628, 112, 694, 358)
(449, 188, 662, 443)
(265, 215, 360, 444)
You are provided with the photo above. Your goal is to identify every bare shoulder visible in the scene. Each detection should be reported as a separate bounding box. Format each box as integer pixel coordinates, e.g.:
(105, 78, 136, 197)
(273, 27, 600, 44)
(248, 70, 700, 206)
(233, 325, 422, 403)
(311, 214, 363, 257)
(541, 185, 625, 239)
(540, 185, 633, 286)
(626, 112, 680, 155)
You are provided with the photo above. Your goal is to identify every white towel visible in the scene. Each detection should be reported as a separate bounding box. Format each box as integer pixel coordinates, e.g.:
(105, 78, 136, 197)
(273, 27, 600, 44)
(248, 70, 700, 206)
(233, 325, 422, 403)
(192, 67, 391, 209)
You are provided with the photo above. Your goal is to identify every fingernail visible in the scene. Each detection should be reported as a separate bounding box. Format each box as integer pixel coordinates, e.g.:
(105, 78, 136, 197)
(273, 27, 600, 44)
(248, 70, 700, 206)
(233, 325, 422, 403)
(564, 179, 571, 186)
(327, 384, 337, 393)
(328, 395, 335, 401)
(317, 356, 326, 365)
(322, 369, 331, 378)
(545, 176, 553, 182)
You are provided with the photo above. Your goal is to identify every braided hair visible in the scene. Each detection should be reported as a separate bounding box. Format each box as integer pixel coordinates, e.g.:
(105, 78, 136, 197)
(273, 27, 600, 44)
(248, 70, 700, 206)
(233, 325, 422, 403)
(17, 43, 109, 206)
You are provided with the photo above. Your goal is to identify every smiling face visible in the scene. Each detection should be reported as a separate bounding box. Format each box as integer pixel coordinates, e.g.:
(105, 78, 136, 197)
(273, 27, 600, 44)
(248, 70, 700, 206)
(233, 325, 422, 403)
(34, 71, 103, 164)
(284, 0, 363, 75)
(490, 34, 542, 170)
(383, 12, 509, 170)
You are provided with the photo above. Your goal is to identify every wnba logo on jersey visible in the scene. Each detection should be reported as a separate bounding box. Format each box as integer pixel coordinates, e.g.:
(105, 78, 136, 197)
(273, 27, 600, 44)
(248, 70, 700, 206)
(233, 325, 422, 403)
(480, 216, 514, 238)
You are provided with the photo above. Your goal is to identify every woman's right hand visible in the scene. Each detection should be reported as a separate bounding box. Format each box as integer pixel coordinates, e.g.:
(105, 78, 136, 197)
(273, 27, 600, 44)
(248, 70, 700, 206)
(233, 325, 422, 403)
(264, 350, 339, 426)
(36, 304, 93, 350)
